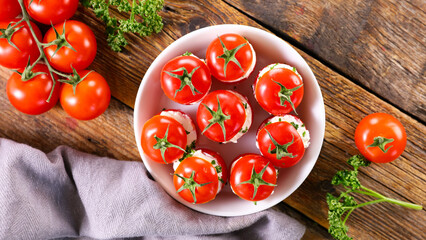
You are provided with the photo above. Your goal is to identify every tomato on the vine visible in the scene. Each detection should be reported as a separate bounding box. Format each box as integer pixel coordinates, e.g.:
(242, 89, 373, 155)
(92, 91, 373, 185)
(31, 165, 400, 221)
(59, 70, 110, 120)
(197, 90, 252, 143)
(7, 64, 60, 115)
(173, 156, 220, 204)
(0, 0, 21, 21)
(0, 19, 42, 69)
(24, 0, 79, 25)
(254, 63, 304, 115)
(43, 20, 97, 73)
(230, 154, 277, 202)
(206, 33, 256, 83)
(355, 113, 406, 163)
(256, 120, 305, 168)
(161, 53, 211, 105)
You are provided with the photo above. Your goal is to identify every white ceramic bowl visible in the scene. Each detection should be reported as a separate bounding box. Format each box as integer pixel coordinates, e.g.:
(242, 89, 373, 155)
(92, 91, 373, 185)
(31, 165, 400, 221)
(134, 25, 325, 216)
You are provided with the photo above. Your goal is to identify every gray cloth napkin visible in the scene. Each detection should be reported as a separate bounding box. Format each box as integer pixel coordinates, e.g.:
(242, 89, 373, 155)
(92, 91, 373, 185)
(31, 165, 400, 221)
(0, 138, 305, 240)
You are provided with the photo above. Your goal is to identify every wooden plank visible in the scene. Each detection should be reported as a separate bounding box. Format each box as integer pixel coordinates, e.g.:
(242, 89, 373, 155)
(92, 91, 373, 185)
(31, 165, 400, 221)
(0, 0, 424, 239)
(224, 0, 426, 121)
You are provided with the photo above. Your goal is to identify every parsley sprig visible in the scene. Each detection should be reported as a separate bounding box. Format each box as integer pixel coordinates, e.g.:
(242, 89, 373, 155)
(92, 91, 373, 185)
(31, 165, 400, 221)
(327, 155, 422, 240)
(82, 0, 164, 52)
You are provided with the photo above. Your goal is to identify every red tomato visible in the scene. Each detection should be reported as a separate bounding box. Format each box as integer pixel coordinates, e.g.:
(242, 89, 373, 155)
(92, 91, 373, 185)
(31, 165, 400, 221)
(43, 20, 97, 73)
(355, 113, 406, 163)
(0, 19, 42, 69)
(256, 121, 305, 168)
(141, 115, 187, 164)
(6, 64, 60, 115)
(206, 33, 256, 83)
(25, 0, 79, 25)
(0, 0, 21, 21)
(161, 54, 211, 104)
(197, 90, 249, 143)
(173, 156, 219, 204)
(59, 70, 110, 120)
(230, 154, 277, 202)
(254, 64, 304, 115)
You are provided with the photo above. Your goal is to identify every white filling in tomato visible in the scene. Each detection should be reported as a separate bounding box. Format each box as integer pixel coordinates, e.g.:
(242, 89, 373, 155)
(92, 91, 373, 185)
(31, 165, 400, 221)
(257, 63, 302, 81)
(160, 110, 197, 147)
(173, 149, 224, 194)
(267, 115, 310, 148)
(225, 90, 252, 143)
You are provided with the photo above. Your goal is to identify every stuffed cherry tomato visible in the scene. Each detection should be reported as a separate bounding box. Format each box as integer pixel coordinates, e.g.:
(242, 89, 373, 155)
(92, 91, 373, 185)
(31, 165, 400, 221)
(197, 90, 252, 143)
(355, 113, 406, 163)
(7, 64, 60, 115)
(141, 110, 197, 164)
(173, 148, 228, 204)
(173, 149, 226, 204)
(24, 0, 79, 25)
(256, 115, 309, 168)
(161, 53, 211, 105)
(43, 20, 97, 73)
(254, 63, 304, 115)
(230, 154, 277, 202)
(206, 33, 256, 83)
(0, 19, 42, 69)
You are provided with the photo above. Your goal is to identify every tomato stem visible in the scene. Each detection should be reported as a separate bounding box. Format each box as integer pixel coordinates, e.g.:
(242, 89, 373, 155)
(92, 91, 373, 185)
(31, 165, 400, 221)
(15, 0, 73, 103)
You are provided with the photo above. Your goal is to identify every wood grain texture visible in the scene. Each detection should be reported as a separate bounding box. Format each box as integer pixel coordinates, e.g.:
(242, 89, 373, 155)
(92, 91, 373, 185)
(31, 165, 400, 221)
(225, 0, 426, 121)
(0, 0, 424, 239)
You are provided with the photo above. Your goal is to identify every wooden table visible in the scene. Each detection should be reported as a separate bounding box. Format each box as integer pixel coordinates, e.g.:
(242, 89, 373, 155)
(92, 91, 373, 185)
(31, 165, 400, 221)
(0, 1, 424, 239)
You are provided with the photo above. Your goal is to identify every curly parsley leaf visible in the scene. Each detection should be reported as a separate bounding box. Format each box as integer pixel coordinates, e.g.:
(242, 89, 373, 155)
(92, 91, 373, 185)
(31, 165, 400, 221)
(83, 0, 164, 52)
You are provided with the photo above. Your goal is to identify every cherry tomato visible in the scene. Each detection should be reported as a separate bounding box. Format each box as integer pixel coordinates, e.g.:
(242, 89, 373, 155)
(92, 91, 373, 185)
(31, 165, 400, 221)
(0, 19, 42, 69)
(173, 156, 219, 204)
(197, 90, 251, 143)
(59, 70, 110, 120)
(24, 0, 79, 25)
(206, 33, 256, 83)
(141, 115, 187, 164)
(161, 54, 211, 105)
(254, 64, 304, 115)
(6, 64, 60, 115)
(43, 20, 97, 73)
(230, 154, 277, 202)
(355, 113, 406, 163)
(0, 0, 21, 21)
(256, 121, 305, 168)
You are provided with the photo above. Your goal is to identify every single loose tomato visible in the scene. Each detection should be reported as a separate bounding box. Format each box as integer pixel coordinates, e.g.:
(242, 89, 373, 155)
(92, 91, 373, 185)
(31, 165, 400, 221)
(0, 0, 21, 21)
(355, 113, 406, 163)
(0, 19, 42, 69)
(230, 154, 277, 202)
(254, 63, 304, 115)
(7, 64, 60, 115)
(206, 33, 256, 83)
(256, 121, 305, 168)
(60, 70, 110, 120)
(25, 0, 79, 25)
(141, 113, 188, 164)
(173, 156, 219, 204)
(43, 20, 97, 73)
(161, 53, 211, 105)
(197, 90, 252, 143)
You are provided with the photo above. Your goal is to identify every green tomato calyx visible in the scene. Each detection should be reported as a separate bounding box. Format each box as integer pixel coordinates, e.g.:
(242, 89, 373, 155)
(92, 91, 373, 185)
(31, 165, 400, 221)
(217, 35, 247, 77)
(164, 66, 202, 98)
(174, 170, 212, 204)
(237, 162, 276, 200)
(272, 79, 303, 115)
(43, 21, 76, 60)
(201, 96, 231, 142)
(266, 129, 295, 160)
(367, 136, 394, 153)
(153, 124, 186, 164)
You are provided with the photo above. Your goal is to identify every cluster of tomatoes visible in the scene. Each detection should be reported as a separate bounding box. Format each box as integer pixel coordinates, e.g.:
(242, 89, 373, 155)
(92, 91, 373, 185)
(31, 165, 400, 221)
(142, 33, 310, 204)
(1, 0, 110, 120)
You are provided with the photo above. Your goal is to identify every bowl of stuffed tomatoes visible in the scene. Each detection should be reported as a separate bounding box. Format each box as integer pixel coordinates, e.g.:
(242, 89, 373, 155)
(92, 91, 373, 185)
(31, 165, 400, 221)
(134, 24, 325, 216)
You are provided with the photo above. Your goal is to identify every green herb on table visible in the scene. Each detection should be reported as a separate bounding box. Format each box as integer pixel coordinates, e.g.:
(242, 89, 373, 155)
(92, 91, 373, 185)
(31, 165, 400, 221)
(82, 0, 164, 52)
(327, 155, 422, 240)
